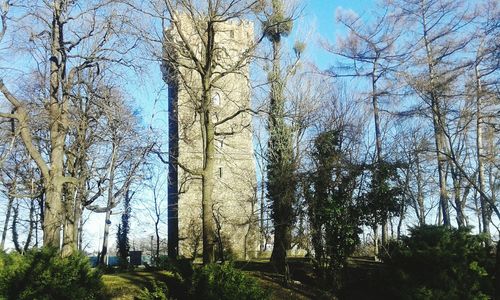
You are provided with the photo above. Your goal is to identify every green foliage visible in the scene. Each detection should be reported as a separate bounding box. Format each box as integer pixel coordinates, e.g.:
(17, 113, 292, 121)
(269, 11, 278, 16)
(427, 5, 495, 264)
(305, 129, 362, 290)
(191, 263, 268, 300)
(361, 161, 403, 229)
(381, 225, 494, 299)
(136, 281, 169, 300)
(154, 256, 194, 282)
(117, 190, 132, 268)
(0, 247, 104, 300)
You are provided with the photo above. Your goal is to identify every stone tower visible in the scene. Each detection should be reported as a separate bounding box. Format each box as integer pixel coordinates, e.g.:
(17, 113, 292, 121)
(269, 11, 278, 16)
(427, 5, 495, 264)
(162, 15, 258, 259)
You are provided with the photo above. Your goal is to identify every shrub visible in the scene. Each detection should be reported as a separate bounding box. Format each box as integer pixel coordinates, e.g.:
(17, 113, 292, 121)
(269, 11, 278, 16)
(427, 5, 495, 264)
(381, 225, 494, 299)
(191, 263, 268, 300)
(154, 256, 194, 282)
(0, 247, 104, 300)
(136, 281, 169, 300)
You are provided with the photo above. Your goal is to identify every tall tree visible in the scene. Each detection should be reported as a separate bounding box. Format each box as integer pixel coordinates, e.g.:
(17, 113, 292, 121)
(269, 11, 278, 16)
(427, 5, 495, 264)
(91, 91, 151, 265)
(263, 0, 295, 278)
(392, 0, 477, 226)
(330, 5, 404, 245)
(470, 0, 499, 236)
(0, 0, 137, 255)
(141, 163, 168, 261)
(306, 128, 362, 291)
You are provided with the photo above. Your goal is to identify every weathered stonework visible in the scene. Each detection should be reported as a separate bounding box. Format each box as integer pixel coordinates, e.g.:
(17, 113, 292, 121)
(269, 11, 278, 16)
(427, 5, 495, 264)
(163, 15, 258, 259)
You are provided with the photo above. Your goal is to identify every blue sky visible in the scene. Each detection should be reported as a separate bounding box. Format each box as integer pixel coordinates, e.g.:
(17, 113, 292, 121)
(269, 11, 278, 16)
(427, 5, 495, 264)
(0, 0, 381, 253)
(295, 0, 376, 69)
(88, 1, 378, 255)
(137, 0, 378, 123)
(137, 0, 376, 127)
(116, 0, 380, 253)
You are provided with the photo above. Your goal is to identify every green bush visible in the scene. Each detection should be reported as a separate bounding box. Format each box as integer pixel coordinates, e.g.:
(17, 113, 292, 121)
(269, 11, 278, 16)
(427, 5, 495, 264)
(153, 256, 194, 281)
(136, 281, 169, 300)
(0, 247, 104, 300)
(191, 263, 268, 300)
(381, 225, 494, 299)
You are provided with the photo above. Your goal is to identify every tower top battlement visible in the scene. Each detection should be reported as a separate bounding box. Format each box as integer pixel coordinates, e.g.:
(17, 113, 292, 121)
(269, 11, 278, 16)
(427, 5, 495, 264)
(163, 14, 254, 66)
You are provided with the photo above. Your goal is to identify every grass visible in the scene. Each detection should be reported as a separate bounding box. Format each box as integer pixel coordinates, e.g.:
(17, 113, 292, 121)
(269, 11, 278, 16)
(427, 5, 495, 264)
(102, 270, 183, 300)
(234, 259, 318, 299)
(101, 258, 388, 299)
(101, 263, 319, 300)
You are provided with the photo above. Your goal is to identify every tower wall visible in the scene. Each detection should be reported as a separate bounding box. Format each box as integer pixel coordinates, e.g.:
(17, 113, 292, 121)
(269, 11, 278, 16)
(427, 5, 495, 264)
(164, 16, 258, 259)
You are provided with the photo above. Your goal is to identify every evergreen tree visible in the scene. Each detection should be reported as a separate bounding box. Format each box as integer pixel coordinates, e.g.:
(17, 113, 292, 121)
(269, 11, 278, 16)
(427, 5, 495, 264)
(116, 190, 132, 266)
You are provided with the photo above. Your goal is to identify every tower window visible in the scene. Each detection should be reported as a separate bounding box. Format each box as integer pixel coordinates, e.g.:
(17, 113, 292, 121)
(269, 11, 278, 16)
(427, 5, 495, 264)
(212, 92, 221, 106)
(230, 30, 235, 38)
(219, 167, 223, 178)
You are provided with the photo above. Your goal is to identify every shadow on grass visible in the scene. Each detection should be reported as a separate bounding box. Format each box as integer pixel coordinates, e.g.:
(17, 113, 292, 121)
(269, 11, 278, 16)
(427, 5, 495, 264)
(234, 259, 318, 300)
(102, 270, 188, 300)
(235, 257, 394, 300)
(102, 258, 392, 300)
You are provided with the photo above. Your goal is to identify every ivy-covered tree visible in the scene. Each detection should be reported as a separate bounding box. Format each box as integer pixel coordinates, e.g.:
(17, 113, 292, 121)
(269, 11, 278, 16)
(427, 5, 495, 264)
(305, 129, 362, 291)
(263, 0, 295, 279)
(361, 162, 403, 256)
(116, 190, 133, 267)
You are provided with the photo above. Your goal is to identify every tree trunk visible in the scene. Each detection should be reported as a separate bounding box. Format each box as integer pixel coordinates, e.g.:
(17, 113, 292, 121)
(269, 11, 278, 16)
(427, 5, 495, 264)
(415, 154, 426, 225)
(201, 107, 216, 264)
(267, 22, 294, 280)
(0, 182, 15, 250)
(372, 63, 388, 245)
(198, 20, 217, 265)
(475, 62, 490, 237)
(155, 219, 160, 259)
(260, 176, 266, 253)
(422, 8, 450, 226)
(43, 179, 63, 248)
(397, 203, 405, 240)
(44, 0, 67, 249)
(100, 208, 112, 265)
(62, 186, 78, 257)
(78, 207, 84, 251)
(451, 167, 465, 227)
(24, 200, 36, 252)
(496, 240, 500, 299)
(99, 142, 117, 265)
(12, 202, 20, 253)
(65, 200, 82, 255)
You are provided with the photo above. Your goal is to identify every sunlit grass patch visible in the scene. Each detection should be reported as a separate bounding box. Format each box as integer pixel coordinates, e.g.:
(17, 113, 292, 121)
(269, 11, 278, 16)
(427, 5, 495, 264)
(102, 271, 176, 300)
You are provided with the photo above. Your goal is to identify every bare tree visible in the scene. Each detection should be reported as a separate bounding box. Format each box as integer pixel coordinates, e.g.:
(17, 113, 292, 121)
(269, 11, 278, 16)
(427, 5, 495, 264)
(83, 91, 152, 265)
(329, 5, 405, 245)
(391, 0, 480, 226)
(0, 0, 138, 255)
(393, 125, 434, 226)
(141, 163, 168, 260)
(470, 0, 499, 236)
